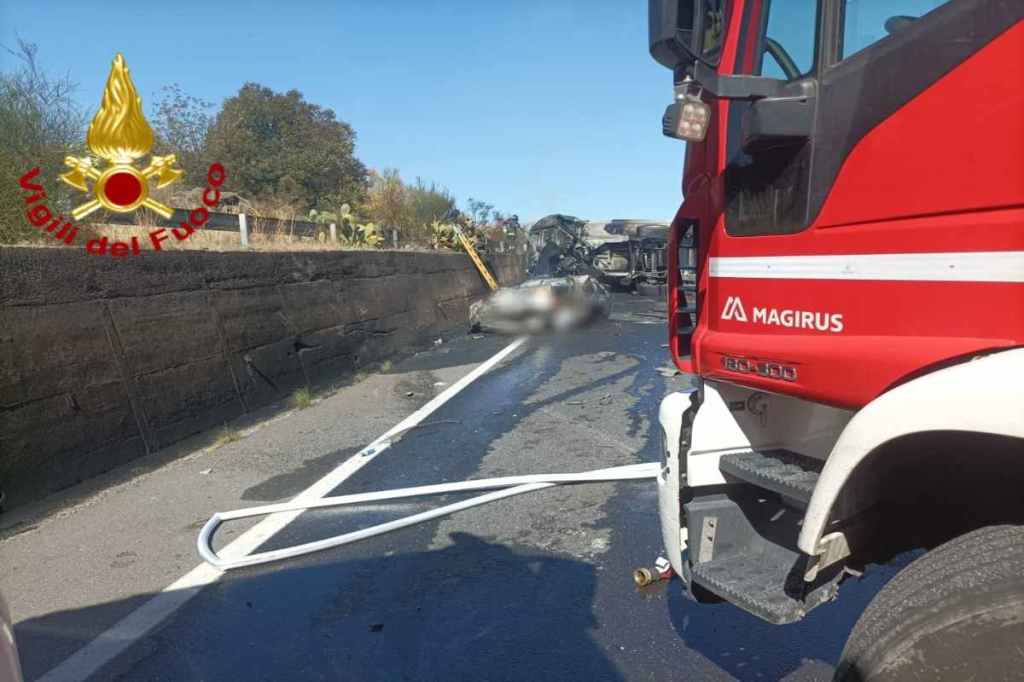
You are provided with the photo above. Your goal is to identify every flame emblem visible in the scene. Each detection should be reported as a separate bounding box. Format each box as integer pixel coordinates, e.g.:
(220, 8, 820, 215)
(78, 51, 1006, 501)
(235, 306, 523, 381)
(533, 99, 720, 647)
(60, 54, 182, 219)
(87, 54, 155, 163)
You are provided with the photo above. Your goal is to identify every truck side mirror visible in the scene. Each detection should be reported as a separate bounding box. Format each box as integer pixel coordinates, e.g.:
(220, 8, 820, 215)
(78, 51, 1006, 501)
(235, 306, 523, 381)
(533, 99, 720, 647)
(649, 0, 701, 70)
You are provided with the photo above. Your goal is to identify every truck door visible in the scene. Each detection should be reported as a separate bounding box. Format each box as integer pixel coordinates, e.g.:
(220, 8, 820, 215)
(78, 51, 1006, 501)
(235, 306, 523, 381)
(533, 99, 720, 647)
(704, 0, 1024, 408)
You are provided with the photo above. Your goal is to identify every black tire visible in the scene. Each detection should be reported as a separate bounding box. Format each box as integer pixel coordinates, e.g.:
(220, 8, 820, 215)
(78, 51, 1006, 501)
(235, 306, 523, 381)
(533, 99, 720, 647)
(835, 524, 1024, 681)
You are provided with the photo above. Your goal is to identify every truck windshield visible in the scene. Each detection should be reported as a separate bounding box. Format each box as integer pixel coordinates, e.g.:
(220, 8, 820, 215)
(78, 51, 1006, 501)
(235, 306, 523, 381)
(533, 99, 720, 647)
(758, 0, 819, 80)
(840, 0, 952, 59)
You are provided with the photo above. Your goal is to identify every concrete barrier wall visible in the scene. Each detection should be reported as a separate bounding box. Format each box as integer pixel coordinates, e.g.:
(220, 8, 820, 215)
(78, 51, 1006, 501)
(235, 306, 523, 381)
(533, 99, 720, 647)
(0, 247, 525, 505)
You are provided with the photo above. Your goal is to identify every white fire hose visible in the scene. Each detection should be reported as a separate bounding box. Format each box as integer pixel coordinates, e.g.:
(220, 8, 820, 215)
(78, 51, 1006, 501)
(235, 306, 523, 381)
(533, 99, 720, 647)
(198, 462, 659, 571)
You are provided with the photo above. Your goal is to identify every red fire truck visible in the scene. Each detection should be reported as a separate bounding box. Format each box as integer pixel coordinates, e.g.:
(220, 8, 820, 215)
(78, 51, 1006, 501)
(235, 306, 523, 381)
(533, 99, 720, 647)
(648, 1, 1024, 678)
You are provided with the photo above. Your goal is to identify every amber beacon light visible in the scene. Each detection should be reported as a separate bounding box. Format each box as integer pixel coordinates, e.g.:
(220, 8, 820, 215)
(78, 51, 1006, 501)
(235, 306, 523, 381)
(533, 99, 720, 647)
(60, 54, 183, 220)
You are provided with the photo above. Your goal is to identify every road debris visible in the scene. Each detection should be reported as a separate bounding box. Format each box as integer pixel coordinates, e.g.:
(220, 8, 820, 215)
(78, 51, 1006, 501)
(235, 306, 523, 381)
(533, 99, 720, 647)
(656, 365, 680, 378)
(633, 556, 674, 587)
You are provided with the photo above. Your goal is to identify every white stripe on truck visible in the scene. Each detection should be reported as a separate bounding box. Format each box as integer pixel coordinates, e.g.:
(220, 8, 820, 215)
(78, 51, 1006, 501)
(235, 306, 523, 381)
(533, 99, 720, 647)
(710, 251, 1024, 282)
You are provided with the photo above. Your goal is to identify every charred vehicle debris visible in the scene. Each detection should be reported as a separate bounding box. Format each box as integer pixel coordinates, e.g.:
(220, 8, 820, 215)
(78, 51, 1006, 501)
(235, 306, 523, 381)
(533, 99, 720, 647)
(527, 214, 669, 292)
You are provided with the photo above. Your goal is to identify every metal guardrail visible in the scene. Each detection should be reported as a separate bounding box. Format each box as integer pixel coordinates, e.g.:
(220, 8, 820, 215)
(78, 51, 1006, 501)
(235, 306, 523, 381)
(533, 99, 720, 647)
(104, 210, 531, 253)
(106, 209, 325, 237)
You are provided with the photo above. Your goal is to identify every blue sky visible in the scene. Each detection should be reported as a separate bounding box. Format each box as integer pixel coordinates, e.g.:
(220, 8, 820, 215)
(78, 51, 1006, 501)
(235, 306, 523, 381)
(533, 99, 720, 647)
(0, 0, 685, 222)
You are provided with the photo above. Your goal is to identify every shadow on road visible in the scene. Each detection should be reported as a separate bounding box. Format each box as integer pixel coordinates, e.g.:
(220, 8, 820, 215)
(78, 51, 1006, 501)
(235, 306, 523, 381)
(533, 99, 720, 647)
(660, 554, 911, 680)
(16, 533, 623, 682)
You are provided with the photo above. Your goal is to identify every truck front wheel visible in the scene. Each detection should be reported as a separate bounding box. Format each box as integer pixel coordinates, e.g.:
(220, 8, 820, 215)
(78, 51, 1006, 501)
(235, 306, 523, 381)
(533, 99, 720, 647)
(835, 524, 1024, 681)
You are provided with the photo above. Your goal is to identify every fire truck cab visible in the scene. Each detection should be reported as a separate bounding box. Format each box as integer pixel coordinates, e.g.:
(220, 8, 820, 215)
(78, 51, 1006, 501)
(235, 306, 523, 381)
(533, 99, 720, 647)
(648, 0, 1024, 678)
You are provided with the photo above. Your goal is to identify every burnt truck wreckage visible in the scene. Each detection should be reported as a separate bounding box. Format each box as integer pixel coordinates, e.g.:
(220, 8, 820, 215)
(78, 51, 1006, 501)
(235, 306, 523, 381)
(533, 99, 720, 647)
(528, 214, 669, 291)
(465, 214, 668, 335)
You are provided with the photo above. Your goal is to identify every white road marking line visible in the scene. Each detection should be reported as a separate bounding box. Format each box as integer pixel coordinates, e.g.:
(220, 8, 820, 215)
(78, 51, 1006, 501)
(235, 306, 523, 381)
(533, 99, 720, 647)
(38, 336, 528, 682)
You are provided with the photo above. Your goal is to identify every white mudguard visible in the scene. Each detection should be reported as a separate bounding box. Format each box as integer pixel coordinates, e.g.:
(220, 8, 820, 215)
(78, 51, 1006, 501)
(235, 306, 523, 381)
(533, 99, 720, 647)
(657, 390, 695, 576)
(799, 347, 1024, 555)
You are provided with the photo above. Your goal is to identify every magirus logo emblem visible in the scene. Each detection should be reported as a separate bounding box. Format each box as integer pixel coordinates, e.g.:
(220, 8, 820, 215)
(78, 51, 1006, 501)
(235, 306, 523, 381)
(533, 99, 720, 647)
(60, 54, 183, 220)
(720, 296, 844, 333)
(721, 296, 748, 322)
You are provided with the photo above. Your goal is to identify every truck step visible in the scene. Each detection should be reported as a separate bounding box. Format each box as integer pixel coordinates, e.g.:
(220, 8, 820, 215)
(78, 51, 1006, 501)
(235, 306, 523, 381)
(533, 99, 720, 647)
(719, 450, 822, 508)
(684, 489, 845, 624)
(691, 555, 828, 625)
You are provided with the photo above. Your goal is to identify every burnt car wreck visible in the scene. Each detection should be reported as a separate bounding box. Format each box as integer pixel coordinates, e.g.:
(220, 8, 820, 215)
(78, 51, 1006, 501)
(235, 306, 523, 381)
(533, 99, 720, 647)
(468, 275, 610, 335)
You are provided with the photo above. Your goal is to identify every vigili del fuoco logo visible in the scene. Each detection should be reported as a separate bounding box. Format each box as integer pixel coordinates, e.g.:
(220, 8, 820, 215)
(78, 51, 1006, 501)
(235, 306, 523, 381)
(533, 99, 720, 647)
(18, 53, 226, 257)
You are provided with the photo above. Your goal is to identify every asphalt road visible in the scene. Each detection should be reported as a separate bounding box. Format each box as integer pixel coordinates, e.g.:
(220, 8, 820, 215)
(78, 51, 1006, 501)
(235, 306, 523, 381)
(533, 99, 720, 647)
(1, 293, 906, 681)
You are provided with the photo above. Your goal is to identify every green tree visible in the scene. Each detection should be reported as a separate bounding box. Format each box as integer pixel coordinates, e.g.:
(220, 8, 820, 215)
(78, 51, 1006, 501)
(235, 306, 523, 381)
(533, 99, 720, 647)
(361, 170, 458, 245)
(408, 177, 455, 235)
(205, 83, 367, 212)
(150, 83, 213, 185)
(0, 40, 85, 243)
(362, 168, 410, 237)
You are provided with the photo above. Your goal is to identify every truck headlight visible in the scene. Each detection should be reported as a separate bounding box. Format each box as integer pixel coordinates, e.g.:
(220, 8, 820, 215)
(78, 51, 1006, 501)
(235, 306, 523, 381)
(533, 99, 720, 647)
(663, 93, 710, 142)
